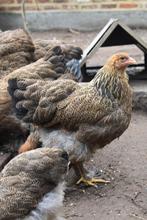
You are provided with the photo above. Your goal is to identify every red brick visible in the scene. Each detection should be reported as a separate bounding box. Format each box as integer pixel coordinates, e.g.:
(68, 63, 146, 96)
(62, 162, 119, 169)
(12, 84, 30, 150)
(66, 5, 80, 10)
(0, 0, 14, 3)
(101, 3, 117, 9)
(119, 3, 138, 8)
(43, 5, 61, 10)
(61, 4, 68, 9)
(62, 4, 79, 10)
(0, 7, 7, 11)
(92, 0, 106, 1)
(37, 0, 51, 3)
(25, 5, 40, 10)
(54, 0, 68, 2)
(6, 6, 21, 11)
(81, 4, 99, 10)
(16, 0, 33, 3)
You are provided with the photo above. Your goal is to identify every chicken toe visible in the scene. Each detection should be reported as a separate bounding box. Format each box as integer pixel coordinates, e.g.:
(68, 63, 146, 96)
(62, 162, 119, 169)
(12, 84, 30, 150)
(76, 176, 110, 187)
(74, 162, 110, 187)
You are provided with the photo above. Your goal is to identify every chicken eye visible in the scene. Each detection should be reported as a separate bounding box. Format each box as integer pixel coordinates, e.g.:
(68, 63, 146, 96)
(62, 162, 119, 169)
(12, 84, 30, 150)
(120, 57, 127, 62)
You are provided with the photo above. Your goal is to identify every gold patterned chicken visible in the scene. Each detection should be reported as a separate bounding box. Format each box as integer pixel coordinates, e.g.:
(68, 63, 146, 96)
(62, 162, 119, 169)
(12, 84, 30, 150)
(8, 53, 136, 186)
(0, 147, 68, 220)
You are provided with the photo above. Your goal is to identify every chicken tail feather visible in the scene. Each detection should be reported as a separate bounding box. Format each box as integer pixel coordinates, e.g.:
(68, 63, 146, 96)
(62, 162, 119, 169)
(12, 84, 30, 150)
(66, 59, 83, 82)
(7, 78, 28, 120)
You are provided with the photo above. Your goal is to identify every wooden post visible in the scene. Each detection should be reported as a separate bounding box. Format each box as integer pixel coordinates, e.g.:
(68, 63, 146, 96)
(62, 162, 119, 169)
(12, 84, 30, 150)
(81, 63, 88, 82)
(144, 53, 147, 70)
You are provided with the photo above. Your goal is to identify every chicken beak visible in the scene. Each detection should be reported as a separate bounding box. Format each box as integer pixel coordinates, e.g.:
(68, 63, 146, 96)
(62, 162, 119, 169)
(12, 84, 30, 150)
(127, 56, 137, 65)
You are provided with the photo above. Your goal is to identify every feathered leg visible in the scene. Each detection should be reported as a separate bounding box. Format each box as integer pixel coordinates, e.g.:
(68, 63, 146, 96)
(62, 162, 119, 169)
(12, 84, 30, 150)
(18, 129, 41, 153)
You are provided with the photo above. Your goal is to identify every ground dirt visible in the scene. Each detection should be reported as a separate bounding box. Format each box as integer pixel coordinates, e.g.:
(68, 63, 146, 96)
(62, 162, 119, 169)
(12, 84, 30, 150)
(64, 112, 147, 220)
(28, 29, 147, 219)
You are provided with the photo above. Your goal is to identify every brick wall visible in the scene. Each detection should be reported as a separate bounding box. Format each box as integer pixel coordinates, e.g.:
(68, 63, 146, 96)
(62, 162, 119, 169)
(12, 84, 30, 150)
(0, 0, 147, 12)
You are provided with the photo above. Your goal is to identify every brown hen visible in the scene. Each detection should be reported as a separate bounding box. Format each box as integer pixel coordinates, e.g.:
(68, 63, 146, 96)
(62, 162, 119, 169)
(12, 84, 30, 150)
(0, 147, 68, 220)
(8, 53, 136, 186)
(0, 29, 34, 78)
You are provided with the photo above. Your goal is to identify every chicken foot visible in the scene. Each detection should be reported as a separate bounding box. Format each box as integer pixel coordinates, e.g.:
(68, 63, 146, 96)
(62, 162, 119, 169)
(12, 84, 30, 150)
(74, 163, 110, 187)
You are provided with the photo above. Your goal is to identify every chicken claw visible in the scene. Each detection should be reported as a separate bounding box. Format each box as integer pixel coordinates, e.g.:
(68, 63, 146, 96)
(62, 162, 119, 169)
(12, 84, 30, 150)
(76, 176, 110, 187)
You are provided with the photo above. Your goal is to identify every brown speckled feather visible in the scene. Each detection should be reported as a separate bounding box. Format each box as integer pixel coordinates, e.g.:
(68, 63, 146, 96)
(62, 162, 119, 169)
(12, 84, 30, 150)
(0, 148, 68, 220)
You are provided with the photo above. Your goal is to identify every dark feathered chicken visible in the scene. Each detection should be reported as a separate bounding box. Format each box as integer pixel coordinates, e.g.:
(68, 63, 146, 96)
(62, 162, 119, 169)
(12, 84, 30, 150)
(34, 38, 83, 61)
(0, 45, 82, 153)
(8, 53, 136, 186)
